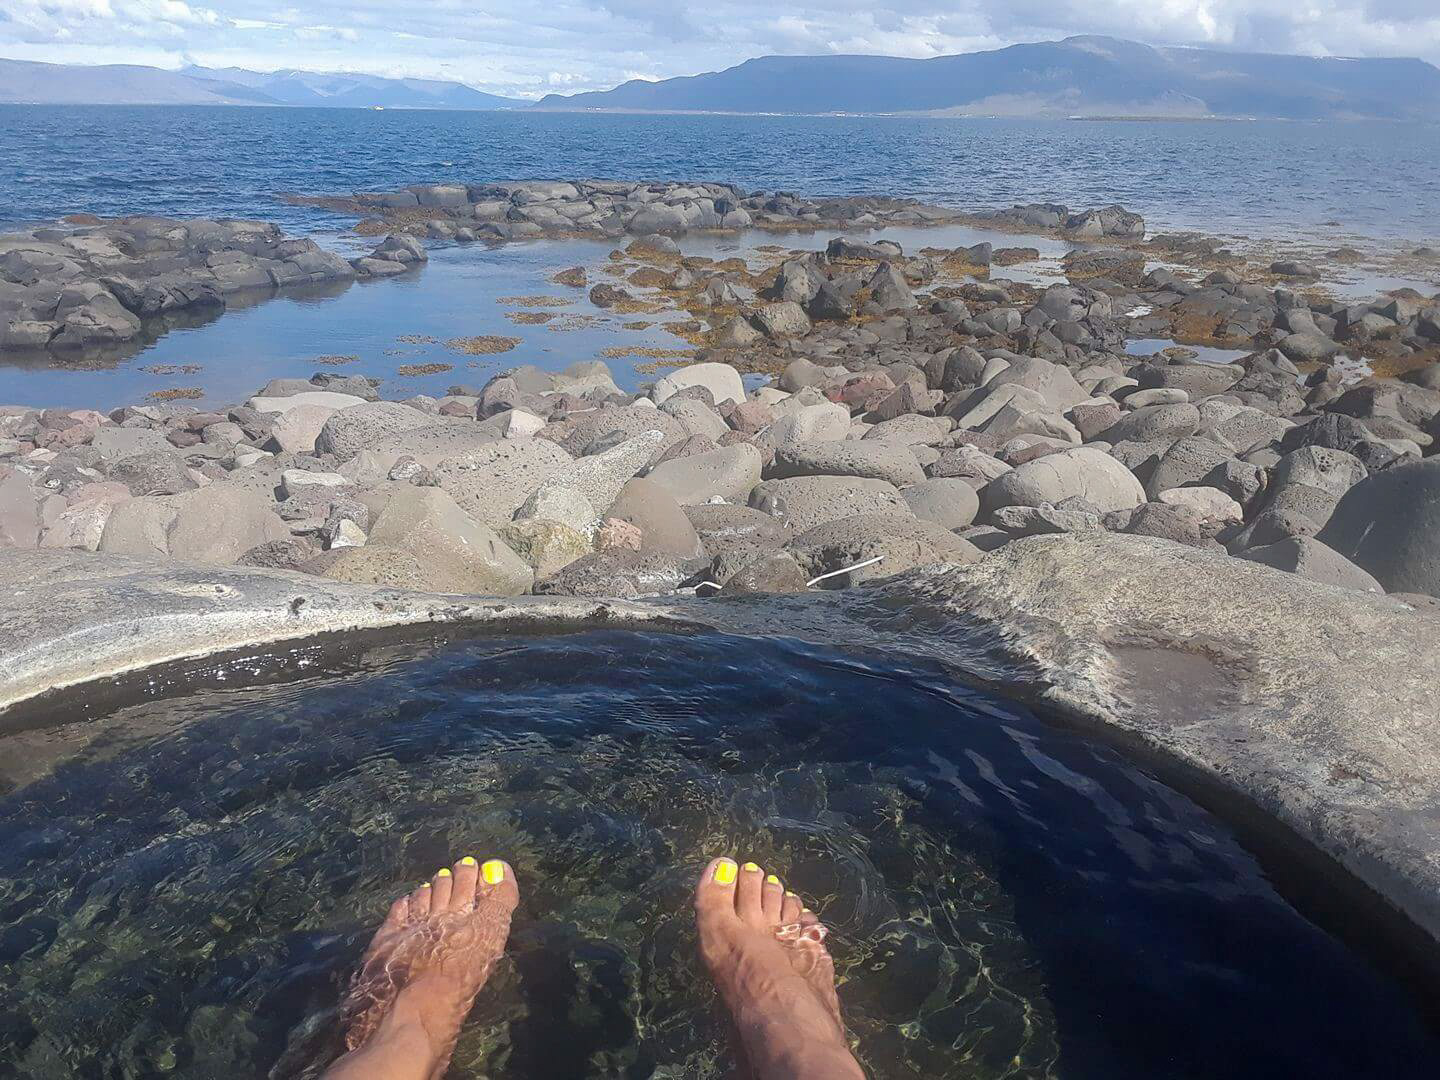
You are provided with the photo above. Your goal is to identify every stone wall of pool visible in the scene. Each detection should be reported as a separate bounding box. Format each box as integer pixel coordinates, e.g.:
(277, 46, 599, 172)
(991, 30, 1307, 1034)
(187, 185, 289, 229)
(1, 532, 1438, 973)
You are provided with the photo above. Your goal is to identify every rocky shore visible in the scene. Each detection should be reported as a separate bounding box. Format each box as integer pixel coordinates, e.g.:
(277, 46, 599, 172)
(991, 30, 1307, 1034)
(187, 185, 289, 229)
(1, 181, 1438, 611)
(0, 215, 425, 352)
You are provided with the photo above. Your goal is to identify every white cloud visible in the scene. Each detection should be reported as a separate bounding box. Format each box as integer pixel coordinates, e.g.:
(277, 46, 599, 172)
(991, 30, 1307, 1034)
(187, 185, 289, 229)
(0, 0, 1436, 99)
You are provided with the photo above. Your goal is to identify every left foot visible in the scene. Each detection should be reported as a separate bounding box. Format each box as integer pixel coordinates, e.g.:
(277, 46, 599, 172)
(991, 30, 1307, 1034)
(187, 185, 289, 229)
(323, 856, 518, 1080)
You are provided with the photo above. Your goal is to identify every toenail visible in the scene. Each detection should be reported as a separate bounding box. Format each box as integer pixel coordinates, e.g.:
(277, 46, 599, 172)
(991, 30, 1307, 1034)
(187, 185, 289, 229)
(419, 882, 431, 889)
(481, 859, 505, 885)
(713, 859, 737, 884)
(802, 907, 813, 915)
(785, 891, 798, 898)
(765, 874, 781, 885)
(742, 862, 760, 873)
(437, 868, 452, 878)
(459, 856, 477, 867)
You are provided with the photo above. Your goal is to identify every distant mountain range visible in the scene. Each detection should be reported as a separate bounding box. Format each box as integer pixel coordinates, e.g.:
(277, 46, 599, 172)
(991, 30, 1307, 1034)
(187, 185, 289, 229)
(535, 36, 1440, 121)
(3, 37, 1439, 120)
(0, 58, 523, 109)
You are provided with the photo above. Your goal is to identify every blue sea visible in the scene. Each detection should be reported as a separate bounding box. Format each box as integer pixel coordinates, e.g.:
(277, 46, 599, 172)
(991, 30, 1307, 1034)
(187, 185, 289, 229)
(4, 106, 1439, 242)
(1, 106, 1438, 408)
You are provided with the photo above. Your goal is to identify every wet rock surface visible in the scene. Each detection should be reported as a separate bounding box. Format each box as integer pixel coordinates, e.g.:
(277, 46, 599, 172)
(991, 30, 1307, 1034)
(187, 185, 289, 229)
(1, 216, 356, 353)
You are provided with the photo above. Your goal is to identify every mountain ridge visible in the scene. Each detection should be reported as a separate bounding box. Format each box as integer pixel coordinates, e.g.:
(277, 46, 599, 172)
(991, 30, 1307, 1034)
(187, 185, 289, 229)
(0, 57, 524, 108)
(3, 37, 1438, 120)
(533, 36, 1440, 121)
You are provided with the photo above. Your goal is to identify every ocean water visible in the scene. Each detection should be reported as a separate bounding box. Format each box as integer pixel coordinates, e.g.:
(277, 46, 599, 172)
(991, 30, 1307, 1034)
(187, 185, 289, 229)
(1, 629, 1435, 1078)
(2, 106, 1439, 245)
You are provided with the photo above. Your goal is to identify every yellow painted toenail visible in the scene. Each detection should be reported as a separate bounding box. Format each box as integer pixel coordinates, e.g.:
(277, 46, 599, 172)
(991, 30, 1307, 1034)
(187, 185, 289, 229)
(419, 882, 431, 889)
(459, 856, 477, 867)
(802, 908, 813, 915)
(437, 868, 451, 878)
(786, 891, 798, 898)
(713, 860, 737, 884)
(742, 862, 760, 873)
(481, 859, 505, 885)
(765, 874, 781, 885)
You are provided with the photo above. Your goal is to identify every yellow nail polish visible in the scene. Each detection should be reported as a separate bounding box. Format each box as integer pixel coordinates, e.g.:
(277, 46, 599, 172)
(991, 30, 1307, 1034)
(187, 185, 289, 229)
(802, 908, 813, 915)
(459, 856, 477, 867)
(419, 882, 431, 889)
(785, 891, 798, 898)
(765, 874, 781, 885)
(742, 862, 760, 873)
(713, 859, 737, 885)
(437, 868, 452, 878)
(481, 859, 505, 885)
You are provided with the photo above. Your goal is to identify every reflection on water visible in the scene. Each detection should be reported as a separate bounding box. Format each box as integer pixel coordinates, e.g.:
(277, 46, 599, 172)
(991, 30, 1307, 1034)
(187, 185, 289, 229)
(1125, 338, 1254, 365)
(0, 630, 1434, 1078)
(0, 221, 1061, 411)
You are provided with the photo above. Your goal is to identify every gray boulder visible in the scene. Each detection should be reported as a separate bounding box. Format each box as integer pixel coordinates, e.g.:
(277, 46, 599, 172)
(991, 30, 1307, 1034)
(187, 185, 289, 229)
(432, 439, 576, 528)
(605, 477, 704, 556)
(787, 512, 981, 585)
(99, 486, 289, 565)
(645, 444, 764, 505)
(719, 551, 809, 594)
(357, 487, 532, 596)
(750, 476, 908, 533)
(769, 441, 925, 487)
(108, 450, 197, 496)
(534, 549, 705, 597)
(982, 447, 1144, 514)
(316, 401, 434, 459)
(900, 477, 980, 529)
(1238, 537, 1384, 593)
(1317, 458, 1440, 597)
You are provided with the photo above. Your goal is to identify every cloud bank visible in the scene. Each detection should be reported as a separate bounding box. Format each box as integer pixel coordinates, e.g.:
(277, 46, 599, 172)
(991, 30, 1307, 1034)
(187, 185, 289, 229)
(1, 0, 1438, 99)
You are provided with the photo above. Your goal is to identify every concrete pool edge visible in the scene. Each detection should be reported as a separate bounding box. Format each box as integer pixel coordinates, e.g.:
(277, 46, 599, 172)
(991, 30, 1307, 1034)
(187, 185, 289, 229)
(2, 535, 1439, 952)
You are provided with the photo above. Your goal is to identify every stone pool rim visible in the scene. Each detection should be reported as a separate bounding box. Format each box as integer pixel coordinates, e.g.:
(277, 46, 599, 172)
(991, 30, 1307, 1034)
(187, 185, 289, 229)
(2, 536, 1439, 1009)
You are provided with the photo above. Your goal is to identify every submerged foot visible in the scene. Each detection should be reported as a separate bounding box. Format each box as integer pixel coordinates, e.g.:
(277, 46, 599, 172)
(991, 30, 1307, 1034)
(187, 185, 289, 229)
(323, 856, 519, 1080)
(694, 857, 865, 1079)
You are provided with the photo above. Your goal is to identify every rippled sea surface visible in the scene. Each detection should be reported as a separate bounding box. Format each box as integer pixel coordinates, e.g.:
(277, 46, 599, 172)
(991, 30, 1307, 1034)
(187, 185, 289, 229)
(3, 107, 1439, 244)
(0, 630, 1434, 1078)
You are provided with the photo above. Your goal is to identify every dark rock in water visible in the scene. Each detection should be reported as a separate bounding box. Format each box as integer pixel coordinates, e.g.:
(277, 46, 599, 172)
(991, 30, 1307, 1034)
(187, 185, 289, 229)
(866, 263, 916, 312)
(588, 283, 630, 308)
(0, 216, 355, 351)
(1318, 458, 1440, 598)
(1271, 260, 1321, 279)
(826, 237, 903, 262)
(1065, 204, 1145, 239)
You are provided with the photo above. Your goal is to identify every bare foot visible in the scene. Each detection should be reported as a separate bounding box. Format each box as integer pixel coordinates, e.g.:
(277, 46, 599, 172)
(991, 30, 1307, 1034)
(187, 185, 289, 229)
(695, 857, 865, 1079)
(322, 856, 519, 1080)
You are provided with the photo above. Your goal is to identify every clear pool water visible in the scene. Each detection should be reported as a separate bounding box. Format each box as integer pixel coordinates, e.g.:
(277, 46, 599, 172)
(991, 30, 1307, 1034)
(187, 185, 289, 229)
(0, 630, 1435, 1078)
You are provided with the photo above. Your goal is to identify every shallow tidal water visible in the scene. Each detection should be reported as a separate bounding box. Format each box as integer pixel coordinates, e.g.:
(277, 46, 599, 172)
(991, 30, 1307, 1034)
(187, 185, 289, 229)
(0, 629, 1435, 1079)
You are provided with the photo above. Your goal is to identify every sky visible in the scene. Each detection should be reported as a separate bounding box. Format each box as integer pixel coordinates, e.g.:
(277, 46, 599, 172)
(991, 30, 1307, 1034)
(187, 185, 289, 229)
(2, 0, 1439, 100)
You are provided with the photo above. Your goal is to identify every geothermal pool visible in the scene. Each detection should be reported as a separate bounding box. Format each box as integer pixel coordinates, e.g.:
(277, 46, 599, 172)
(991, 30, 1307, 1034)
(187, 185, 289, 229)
(0, 630, 1434, 1077)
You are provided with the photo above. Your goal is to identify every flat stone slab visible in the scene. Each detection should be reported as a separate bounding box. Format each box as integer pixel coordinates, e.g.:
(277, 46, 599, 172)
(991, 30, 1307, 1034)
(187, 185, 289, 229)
(1, 533, 1438, 957)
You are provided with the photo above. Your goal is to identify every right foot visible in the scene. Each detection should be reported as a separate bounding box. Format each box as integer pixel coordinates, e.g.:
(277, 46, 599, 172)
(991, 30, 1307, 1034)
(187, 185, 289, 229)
(694, 857, 865, 1079)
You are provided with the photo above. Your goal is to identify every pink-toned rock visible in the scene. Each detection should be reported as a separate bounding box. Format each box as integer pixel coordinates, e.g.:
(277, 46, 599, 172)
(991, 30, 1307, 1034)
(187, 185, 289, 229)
(826, 371, 894, 408)
(270, 403, 338, 453)
(595, 517, 643, 552)
(41, 483, 130, 550)
(725, 399, 777, 435)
